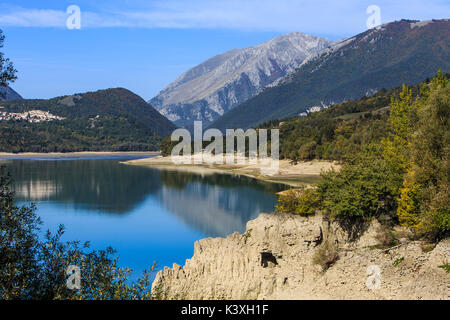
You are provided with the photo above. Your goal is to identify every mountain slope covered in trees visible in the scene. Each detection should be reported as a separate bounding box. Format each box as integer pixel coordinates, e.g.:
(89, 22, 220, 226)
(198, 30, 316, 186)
(276, 71, 449, 241)
(211, 19, 450, 130)
(161, 72, 448, 160)
(263, 76, 439, 161)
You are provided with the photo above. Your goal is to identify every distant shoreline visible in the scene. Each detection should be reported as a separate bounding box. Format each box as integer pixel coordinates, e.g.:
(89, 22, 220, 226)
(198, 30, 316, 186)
(125, 155, 340, 187)
(0, 151, 160, 159)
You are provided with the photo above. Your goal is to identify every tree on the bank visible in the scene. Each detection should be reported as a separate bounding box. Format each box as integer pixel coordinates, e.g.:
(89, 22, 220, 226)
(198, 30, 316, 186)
(395, 71, 449, 239)
(0, 29, 17, 98)
(0, 29, 158, 299)
(0, 165, 157, 299)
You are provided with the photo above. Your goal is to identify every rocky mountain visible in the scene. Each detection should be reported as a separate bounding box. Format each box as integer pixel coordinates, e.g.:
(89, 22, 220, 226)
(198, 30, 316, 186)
(0, 88, 176, 152)
(0, 86, 22, 101)
(211, 19, 450, 130)
(150, 32, 332, 128)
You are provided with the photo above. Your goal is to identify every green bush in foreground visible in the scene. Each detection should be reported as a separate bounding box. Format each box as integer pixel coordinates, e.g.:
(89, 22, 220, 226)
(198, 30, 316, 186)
(276, 188, 320, 216)
(0, 166, 157, 300)
(317, 147, 402, 221)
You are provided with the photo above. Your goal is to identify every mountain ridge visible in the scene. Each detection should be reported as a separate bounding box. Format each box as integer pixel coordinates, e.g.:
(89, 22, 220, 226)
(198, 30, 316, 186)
(150, 32, 333, 128)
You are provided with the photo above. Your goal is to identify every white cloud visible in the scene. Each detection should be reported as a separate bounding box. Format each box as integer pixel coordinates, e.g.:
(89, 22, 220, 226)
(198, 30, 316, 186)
(0, 1, 448, 36)
(0, 7, 66, 27)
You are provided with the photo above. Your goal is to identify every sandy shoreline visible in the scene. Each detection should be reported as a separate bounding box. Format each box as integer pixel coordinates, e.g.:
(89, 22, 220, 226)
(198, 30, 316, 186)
(0, 151, 160, 159)
(124, 155, 340, 187)
(0, 151, 340, 186)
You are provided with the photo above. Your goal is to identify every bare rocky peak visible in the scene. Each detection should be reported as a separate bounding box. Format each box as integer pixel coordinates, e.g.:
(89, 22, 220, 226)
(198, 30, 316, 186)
(0, 86, 22, 101)
(150, 32, 332, 127)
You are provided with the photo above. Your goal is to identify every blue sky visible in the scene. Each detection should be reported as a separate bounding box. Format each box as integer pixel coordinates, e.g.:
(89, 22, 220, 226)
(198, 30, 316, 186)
(0, 0, 448, 100)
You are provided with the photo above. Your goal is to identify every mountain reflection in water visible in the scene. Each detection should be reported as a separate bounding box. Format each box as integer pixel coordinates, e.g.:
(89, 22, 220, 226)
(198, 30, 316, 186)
(2, 159, 287, 237)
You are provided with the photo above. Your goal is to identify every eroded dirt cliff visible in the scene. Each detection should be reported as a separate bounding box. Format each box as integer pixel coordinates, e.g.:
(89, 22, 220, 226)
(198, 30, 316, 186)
(152, 213, 449, 299)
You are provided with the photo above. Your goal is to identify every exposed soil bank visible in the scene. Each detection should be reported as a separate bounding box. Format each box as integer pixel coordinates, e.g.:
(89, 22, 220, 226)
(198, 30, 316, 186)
(125, 155, 340, 187)
(152, 213, 449, 300)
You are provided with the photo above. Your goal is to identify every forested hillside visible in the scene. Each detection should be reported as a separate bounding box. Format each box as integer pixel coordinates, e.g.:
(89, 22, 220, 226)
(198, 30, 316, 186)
(211, 19, 450, 130)
(263, 74, 449, 161)
(277, 71, 449, 240)
(161, 72, 449, 161)
(0, 88, 176, 152)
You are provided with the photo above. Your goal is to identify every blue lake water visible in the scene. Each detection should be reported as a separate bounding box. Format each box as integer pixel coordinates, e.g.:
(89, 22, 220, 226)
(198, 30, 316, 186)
(0, 156, 287, 279)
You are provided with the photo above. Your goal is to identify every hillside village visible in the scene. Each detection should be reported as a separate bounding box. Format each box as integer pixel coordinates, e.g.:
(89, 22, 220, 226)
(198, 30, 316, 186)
(0, 107, 64, 123)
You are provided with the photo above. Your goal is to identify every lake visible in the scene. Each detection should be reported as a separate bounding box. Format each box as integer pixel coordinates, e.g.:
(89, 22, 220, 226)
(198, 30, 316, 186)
(0, 156, 287, 279)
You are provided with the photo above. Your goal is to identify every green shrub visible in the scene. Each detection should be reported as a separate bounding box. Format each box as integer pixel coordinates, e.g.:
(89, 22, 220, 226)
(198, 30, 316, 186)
(295, 188, 321, 216)
(393, 257, 405, 267)
(276, 188, 320, 216)
(420, 243, 436, 253)
(275, 189, 298, 214)
(438, 263, 450, 273)
(317, 148, 402, 221)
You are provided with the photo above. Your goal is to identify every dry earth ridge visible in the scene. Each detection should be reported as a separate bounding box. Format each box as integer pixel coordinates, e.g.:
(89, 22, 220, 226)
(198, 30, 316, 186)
(152, 213, 449, 300)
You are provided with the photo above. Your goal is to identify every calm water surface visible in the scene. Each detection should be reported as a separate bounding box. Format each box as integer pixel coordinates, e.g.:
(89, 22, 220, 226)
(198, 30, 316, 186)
(0, 156, 287, 279)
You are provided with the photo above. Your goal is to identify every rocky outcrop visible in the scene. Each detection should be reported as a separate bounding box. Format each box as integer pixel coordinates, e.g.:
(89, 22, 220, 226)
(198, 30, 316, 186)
(152, 213, 449, 300)
(0, 86, 22, 101)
